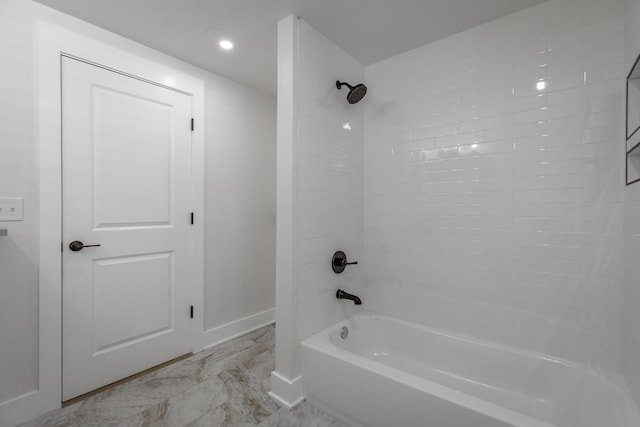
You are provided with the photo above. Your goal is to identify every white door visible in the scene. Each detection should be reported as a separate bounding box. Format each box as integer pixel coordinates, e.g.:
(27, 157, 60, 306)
(61, 56, 193, 401)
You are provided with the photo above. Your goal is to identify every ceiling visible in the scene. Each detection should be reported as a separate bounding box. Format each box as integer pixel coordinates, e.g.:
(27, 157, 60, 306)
(34, 0, 547, 96)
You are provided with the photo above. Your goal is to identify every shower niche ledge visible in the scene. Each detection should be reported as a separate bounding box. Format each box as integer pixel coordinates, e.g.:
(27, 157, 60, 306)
(628, 144, 640, 185)
(627, 52, 640, 185)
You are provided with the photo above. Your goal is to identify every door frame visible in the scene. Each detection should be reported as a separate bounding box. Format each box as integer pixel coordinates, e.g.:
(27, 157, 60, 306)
(2, 21, 205, 426)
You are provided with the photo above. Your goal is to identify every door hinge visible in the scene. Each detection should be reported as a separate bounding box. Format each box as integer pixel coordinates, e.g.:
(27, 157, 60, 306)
(191, 118, 194, 132)
(190, 305, 194, 319)
(190, 212, 194, 225)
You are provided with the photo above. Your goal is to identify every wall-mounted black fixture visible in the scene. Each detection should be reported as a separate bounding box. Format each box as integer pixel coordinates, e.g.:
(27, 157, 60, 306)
(336, 289, 362, 305)
(336, 81, 367, 104)
(332, 250, 358, 274)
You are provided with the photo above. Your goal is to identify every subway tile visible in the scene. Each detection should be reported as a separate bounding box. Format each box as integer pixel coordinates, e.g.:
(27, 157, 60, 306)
(361, 0, 624, 368)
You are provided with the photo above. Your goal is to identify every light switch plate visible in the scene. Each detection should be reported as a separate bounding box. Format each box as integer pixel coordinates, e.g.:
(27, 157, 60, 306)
(0, 197, 24, 221)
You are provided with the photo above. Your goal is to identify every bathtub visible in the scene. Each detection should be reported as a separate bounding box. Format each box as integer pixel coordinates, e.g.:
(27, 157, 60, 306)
(301, 311, 639, 427)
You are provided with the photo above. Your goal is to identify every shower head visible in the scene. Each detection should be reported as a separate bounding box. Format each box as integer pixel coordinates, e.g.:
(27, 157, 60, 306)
(336, 80, 367, 104)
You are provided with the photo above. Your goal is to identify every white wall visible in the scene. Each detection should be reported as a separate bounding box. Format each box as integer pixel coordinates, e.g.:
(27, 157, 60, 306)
(0, 0, 275, 419)
(271, 15, 364, 408)
(204, 76, 276, 332)
(0, 0, 40, 405)
(364, 0, 625, 367)
(623, 0, 640, 409)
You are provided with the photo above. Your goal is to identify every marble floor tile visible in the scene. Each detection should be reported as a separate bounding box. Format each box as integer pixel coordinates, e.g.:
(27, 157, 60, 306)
(256, 402, 352, 427)
(19, 324, 347, 427)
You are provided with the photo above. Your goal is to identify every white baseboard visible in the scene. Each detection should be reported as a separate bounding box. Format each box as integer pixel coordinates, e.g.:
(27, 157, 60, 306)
(203, 308, 275, 349)
(269, 371, 304, 409)
(0, 389, 58, 427)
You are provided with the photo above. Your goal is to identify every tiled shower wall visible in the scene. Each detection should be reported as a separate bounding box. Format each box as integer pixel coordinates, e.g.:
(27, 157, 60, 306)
(295, 21, 364, 340)
(364, 0, 626, 367)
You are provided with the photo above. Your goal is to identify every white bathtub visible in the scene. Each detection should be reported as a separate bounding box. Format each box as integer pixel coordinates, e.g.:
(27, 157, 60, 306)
(301, 311, 639, 427)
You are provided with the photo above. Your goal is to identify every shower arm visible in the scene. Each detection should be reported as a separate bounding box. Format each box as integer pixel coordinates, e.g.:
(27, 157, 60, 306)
(336, 81, 355, 90)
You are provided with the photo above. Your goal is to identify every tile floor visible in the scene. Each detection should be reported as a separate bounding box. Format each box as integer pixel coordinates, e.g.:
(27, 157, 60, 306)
(20, 324, 349, 427)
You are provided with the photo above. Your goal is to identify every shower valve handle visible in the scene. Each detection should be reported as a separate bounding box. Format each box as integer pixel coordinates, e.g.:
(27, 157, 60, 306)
(332, 250, 357, 273)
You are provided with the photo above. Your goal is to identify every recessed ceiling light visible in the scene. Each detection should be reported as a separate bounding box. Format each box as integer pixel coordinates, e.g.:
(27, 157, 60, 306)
(219, 39, 234, 51)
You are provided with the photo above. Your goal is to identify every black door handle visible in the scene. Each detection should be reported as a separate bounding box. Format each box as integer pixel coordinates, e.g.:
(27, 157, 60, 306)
(69, 241, 101, 252)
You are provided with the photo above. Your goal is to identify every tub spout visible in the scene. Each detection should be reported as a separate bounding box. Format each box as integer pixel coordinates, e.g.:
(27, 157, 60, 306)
(336, 289, 362, 305)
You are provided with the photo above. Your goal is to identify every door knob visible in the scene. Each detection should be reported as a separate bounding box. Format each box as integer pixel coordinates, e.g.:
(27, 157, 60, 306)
(69, 240, 101, 252)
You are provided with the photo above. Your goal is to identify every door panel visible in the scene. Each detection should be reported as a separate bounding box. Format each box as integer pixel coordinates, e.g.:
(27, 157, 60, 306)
(62, 56, 193, 401)
(92, 86, 172, 227)
(93, 252, 172, 353)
